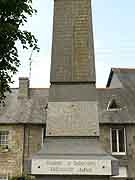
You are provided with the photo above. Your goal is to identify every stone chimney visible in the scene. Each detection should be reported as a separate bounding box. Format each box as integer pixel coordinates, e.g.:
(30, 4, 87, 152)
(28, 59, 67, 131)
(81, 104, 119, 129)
(18, 77, 29, 98)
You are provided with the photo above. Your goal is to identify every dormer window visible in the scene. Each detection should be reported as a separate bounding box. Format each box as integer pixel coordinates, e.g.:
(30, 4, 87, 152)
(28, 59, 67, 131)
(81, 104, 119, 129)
(107, 99, 121, 111)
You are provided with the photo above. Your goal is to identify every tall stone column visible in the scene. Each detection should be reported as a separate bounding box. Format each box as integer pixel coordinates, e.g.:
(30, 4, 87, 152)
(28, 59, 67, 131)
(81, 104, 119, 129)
(48, 0, 98, 137)
(50, 0, 95, 83)
(30, 0, 118, 179)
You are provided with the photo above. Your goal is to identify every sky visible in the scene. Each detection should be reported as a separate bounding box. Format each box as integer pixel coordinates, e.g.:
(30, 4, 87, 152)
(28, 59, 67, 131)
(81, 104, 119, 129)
(12, 0, 135, 88)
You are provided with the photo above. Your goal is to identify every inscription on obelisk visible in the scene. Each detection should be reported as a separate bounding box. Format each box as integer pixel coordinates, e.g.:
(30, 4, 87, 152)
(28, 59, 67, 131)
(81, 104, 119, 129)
(50, 0, 96, 83)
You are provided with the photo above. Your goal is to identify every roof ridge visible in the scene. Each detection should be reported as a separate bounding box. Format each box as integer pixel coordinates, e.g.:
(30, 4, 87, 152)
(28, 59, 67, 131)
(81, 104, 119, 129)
(97, 88, 121, 90)
(112, 67, 135, 72)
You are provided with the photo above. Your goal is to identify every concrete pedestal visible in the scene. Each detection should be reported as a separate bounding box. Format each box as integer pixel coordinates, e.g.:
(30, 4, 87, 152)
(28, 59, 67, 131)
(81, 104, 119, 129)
(30, 138, 118, 177)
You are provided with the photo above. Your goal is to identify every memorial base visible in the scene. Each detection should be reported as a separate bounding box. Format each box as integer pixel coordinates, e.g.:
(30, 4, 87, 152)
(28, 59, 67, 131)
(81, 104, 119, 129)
(35, 175, 110, 180)
(30, 138, 118, 176)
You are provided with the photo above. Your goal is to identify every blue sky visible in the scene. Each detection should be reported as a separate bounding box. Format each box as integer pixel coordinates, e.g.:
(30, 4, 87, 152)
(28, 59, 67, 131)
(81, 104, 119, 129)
(13, 0, 135, 88)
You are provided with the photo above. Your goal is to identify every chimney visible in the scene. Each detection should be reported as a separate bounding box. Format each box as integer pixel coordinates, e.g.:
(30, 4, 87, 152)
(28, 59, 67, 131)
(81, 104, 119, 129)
(18, 77, 29, 98)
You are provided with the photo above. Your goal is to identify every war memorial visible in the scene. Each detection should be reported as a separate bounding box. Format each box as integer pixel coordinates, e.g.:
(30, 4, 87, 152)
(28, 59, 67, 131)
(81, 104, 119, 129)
(1, 0, 135, 178)
(30, 0, 119, 179)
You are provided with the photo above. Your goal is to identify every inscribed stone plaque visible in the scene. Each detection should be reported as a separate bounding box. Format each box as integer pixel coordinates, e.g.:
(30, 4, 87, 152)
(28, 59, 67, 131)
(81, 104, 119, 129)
(31, 159, 112, 175)
(47, 101, 99, 136)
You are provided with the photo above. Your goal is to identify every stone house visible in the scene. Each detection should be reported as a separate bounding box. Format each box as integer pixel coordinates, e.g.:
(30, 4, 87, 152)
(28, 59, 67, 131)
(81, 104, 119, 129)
(1, 0, 134, 179)
(0, 68, 135, 179)
(0, 78, 48, 178)
(98, 68, 135, 179)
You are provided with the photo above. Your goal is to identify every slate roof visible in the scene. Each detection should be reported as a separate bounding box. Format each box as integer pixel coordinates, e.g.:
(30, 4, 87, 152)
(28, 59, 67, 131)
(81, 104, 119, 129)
(104, 68, 135, 124)
(97, 88, 134, 124)
(1, 68, 135, 124)
(0, 88, 48, 124)
(106, 68, 135, 87)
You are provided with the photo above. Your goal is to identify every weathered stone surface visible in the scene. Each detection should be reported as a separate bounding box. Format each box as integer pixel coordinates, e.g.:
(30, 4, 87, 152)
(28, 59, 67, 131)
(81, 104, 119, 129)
(49, 84, 96, 102)
(31, 159, 112, 175)
(99, 125, 111, 154)
(18, 77, 29, 98)
(0, 124, 43, 176)
(24, 125, 43, 159)
(0, 125, 24, 176)
(47, 101, 99, 136)
(50, 0, 95, 82)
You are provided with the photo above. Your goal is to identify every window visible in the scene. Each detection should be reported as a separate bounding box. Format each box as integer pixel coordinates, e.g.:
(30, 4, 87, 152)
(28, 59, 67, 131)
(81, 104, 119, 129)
(107, 99, 120, 111)
(42, 127, 46, 145)
(0, 131, 9, 146)
(110, 128, 126, 155)
(0, 176, 8, 180)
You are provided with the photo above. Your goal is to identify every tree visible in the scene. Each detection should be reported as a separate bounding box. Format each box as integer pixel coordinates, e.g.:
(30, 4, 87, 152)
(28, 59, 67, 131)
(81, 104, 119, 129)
(0, 0, 39, 104)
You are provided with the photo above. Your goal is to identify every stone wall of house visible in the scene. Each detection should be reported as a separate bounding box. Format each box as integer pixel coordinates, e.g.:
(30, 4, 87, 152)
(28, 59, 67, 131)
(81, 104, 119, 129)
(0, 124, 44, 177)
(1, 122, 134, 178)
(24, 125, 43, 159)
(126, 125, 135, 178)
(0, 125, 24, 176)
(23, 124, 44, 174)
(99, 125, 111, 154)
(100, 124, 135, 178)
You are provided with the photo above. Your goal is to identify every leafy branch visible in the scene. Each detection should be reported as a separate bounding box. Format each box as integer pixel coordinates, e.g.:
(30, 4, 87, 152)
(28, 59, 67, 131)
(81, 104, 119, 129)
(0, 0, 39, 104)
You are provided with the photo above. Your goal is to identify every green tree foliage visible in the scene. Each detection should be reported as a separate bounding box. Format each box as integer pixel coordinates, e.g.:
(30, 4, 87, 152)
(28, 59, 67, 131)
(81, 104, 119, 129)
(0, 0, 39, 104)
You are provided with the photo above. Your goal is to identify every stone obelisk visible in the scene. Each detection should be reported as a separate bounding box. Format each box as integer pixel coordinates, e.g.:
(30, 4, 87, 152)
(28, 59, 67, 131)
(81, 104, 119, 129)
(48, 0, 98, 137)
(31, 0, 118, 179)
